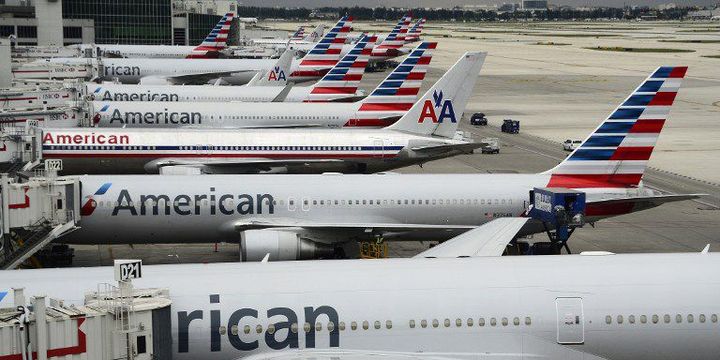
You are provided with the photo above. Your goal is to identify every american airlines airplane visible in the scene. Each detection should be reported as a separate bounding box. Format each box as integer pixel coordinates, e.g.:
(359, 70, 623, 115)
(28, 66, 695, 260)
(39, 16, 353, 85)
(80, 34, 378, 105)
(82, 40, 434, 128)
(74, 13, 235, 59)
(251, 24, 325, 46)
(3, 52, 484, 175)
(0, 232, 717, 359)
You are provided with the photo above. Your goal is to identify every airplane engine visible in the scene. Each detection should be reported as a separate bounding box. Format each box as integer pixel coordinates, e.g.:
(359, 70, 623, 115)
(240, 230, 336, 261)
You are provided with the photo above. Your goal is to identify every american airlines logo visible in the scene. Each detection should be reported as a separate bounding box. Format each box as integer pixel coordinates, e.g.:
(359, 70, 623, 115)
(178, 296, 339, 353)
(93, 87, 180, 102)
(417, 90, 456, 124)
(104, 65, 141, 77)
(104, 188, 275, 216)
(101, 106, 202, 125)
(267, 66, 287, 82)
(42, 132, 129, 145)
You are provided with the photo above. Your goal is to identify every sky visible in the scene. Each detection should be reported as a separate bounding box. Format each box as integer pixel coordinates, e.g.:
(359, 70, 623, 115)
(239, 0, 717, 8)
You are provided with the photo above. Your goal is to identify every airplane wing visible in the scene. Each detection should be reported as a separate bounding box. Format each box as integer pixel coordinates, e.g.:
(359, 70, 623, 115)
(148, 158, 346, 173)
(411, 142, 486, 153)
(232, 218, 477, 232)
(414, 218, 529, 258)
(140, 70, 257, 85)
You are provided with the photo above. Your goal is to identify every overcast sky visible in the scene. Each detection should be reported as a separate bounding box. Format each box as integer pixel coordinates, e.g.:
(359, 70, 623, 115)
(239, 0, 717, 8)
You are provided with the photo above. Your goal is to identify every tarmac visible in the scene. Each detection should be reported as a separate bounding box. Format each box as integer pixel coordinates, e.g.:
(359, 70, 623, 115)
(69, 21, 720, 266)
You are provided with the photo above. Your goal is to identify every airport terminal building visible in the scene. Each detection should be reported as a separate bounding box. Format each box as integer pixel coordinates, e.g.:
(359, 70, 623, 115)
(0, 0, 235, 46)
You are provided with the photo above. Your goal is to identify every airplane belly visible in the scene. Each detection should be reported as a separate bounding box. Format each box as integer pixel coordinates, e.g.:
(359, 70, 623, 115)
(57, 157, 149, 175)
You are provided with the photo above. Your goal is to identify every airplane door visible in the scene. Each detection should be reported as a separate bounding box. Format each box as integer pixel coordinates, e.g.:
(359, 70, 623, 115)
(556, 297, 584, 344)
(373, 138, 383, 158)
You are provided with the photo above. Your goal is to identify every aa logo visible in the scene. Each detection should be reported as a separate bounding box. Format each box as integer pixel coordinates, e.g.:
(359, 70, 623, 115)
(268, 66, 286, 82)
(417, 90, 456, 124)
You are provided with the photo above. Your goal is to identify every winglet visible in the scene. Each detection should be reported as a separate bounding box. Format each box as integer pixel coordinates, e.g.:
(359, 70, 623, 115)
(414, 218, 529, 258)
(385, 51, 486, 138)
(702, 244, 710, 254)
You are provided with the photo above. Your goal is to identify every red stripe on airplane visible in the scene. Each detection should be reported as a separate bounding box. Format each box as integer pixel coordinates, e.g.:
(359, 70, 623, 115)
(585, 201, 636, 217)
(629, 119, 665, 133)
(299, 60, 338, 66)
(358, 103, 414, 111)
(311, 87, 358, 94)
(546, 174, 644, 188)
(404, 72, 426, 80)
(609, 146, 654, 161)
(45, 153, 398, 159)
(669, 67, 688, 78)
(648, 92, 677, 106)
(394, 87, 420, 96)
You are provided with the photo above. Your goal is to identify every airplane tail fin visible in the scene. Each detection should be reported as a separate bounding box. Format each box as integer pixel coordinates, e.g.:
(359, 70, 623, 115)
(290, 26, 305, 41)
(303, 34, 377, 102)
(371, 15, 412, 59)
(347, 41, 436, 126)
(187, 13, 235, 58)
(291, 16, 352, 80)
(406, 18, 425, 43)
(304, 24, 325, 42)
(246, 49, 294, 86)
(385, 51, 486, 138)
(545, 66, 687, 188)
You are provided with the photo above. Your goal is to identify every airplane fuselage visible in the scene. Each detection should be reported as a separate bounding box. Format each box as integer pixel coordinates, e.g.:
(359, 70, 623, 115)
(32, 128, 474, 175)
(65, 173, 641, 244)
(1, 254, 718, 360)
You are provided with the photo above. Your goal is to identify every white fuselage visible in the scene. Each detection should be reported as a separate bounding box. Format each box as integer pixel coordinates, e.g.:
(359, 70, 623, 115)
(64, 173, 640, 244)
(93, 44, 200, 59)
(84, 83, 340, 103)
(85, 101, 362, 129)
(41, 58, 313, 84)
(1, 253, 718, 360)
(36, 128, 472, 175)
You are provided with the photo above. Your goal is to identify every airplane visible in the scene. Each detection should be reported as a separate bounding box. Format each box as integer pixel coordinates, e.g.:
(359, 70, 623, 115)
(80, 40, 434, 128)
(287, 15, 422, 63)
(406, 18, 426, 42)
(251, 24, 325, 46)
(13, 66, 697, 260)
(36, 16, 353, 85)
(80, 34, 379, 105)
(75, 13, 235, 59)
(0, 229, 718, 359)
(2, 52, 484, 175)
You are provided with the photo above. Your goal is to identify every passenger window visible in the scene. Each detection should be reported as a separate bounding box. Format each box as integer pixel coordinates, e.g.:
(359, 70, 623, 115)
(467, 318, 474, 327)
(386, 320, 392, 329)
(374, 321, 380, 329)
(351, 321, 358, 331)
(315, 322, 322, 331)
(652, 315, 659, 324)
(256, 325, 263, 333)
(479, 318, 485, 326)
(304, 323, 311, 332)
(640, 315, 647, 324)
(362, 321, 369, 330)
(267, 324, 276, 334)
(699, 314, 706, 323)
(687, 314, 694, 323)
(629, 315, 635, 324)
(291, 323, 298, 333)
(420, 320, 427, 328)
(676, 314, 682, 323)
(605, 315, 612, 324)
(244, 325, 251, 334)
(513, 317, 520, 326)
(501, 317, 508, 326)
(444, 319, 450, 327)
(409, 320, 415, 328)
(490, 318, 497, 326)
(617, 315, 624, 324)
(664, 314, 671, 323)
(432, 319, 439, 328)
(327, 322, 335, 332)
(711, 314, 718, 323)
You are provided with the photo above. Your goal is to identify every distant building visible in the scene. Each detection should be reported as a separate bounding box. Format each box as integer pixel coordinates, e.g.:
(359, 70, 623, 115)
(687, 9, 720, 20)
(0, 0, 94, 46)
(309, 11, 340, 19)
(172, 0, 238, 16)
(522, 0, 549, 11)
(497, 3, 519, 13)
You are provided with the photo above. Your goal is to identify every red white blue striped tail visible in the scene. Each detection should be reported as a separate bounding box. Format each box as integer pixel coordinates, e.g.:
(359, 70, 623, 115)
(187, 13, 235, 58)
(291, 27, 305, 41)
(304, 34, 377, 103)
(546, 66, 687, 188)
(346, 41, 436, 127)
(291, 16, 353, 80)
(406, 19, 425, 43)
(371, 15, 412, 61)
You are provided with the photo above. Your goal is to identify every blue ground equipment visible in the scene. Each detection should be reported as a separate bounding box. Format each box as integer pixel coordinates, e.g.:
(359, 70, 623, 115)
(528, 187, 586, 254)
(501, 119, 520, 134)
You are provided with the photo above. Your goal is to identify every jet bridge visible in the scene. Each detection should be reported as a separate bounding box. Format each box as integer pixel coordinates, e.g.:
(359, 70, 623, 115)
(0, 167, 80, 269)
